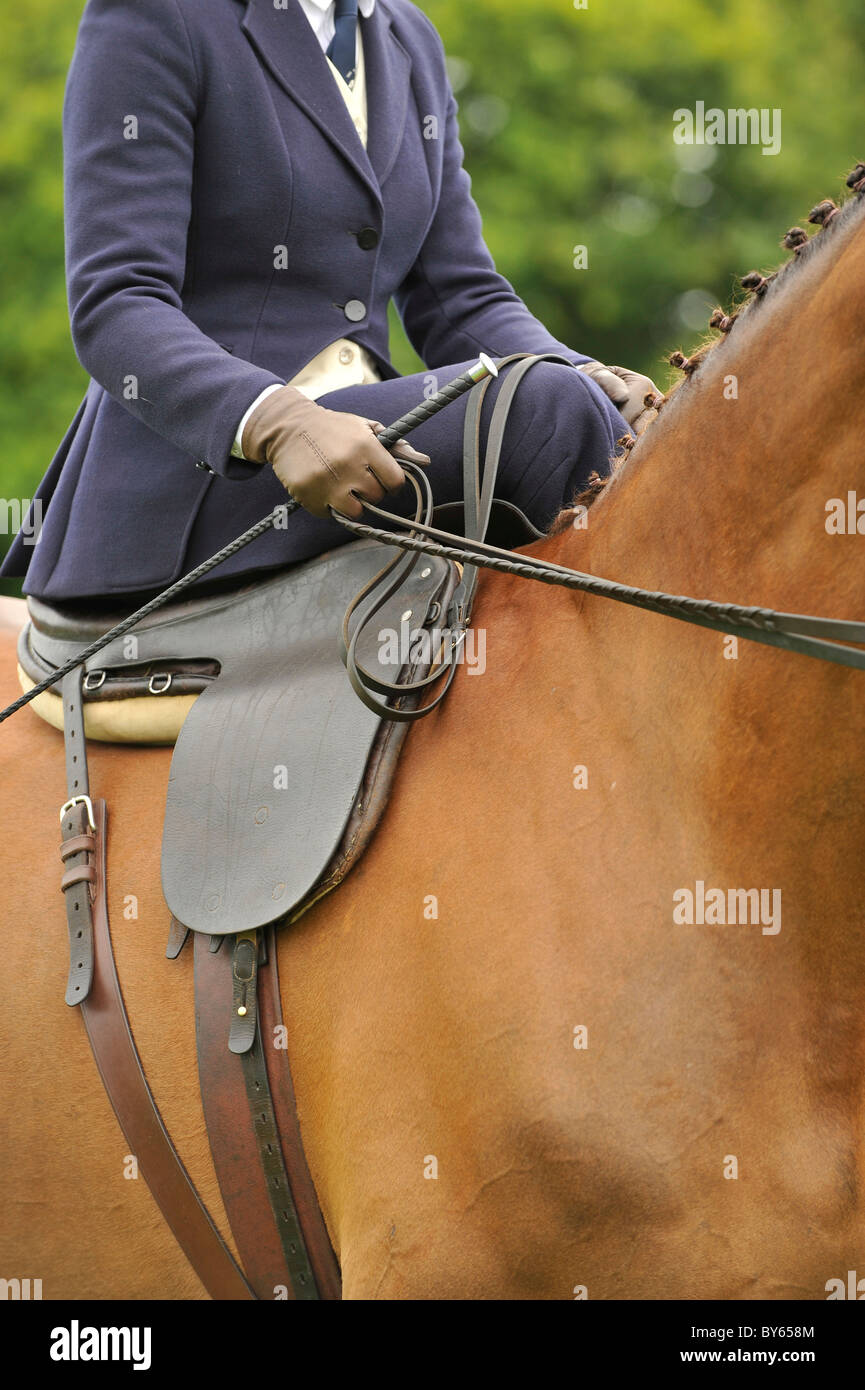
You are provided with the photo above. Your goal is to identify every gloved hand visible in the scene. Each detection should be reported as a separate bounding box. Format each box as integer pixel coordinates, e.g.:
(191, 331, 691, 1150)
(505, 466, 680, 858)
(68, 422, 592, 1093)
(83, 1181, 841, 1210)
(241, 385, 429, 519)
(578, 361, 663, 435)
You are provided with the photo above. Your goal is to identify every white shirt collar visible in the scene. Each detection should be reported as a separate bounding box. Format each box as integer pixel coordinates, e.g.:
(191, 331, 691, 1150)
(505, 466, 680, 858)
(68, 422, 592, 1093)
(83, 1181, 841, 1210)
(303, 0, 376, 15)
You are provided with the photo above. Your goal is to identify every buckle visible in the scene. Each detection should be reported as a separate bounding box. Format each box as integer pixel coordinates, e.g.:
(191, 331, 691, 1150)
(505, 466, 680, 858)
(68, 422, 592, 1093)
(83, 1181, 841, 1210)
(59, 795, 96, 832)
(446, 598, 466, 629)
(148, 673, 173, 695)
(83, 670, 106, 691)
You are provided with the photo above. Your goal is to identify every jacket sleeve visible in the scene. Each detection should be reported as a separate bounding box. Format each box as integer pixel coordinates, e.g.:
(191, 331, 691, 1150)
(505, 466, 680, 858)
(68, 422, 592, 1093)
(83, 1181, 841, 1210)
(63, 0, 283, 476)
(393, 28, 595, 372)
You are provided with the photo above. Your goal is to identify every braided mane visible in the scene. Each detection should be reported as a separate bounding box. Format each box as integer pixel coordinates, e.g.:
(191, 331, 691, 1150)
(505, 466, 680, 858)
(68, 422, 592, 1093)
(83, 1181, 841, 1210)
(553, 166, 865, 531)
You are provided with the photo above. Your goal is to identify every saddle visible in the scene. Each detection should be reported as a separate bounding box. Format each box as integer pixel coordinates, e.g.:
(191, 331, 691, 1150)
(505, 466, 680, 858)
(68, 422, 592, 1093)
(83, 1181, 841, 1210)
(22, 537, 456, 931)
(25, 352, 569, 1301)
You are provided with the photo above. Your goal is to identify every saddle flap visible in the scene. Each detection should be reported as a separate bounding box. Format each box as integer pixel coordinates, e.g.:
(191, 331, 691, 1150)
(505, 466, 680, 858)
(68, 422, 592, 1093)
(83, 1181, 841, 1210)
(160, 539, 450, 935)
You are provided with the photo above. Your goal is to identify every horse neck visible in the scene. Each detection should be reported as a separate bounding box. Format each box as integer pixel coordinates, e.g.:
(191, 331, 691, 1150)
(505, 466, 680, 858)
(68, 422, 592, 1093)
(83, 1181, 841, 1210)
(511, 195, 865, 995)
(549, 192, 865, 618)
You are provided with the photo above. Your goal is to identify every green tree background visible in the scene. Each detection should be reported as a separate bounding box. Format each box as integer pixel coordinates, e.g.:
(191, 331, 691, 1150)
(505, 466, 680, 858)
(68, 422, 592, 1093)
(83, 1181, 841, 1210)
(1, 0, 863, 591)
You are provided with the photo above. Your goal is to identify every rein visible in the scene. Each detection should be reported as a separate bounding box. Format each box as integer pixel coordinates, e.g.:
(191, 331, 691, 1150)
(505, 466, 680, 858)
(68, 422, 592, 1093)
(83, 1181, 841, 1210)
(339, 491, 865, 673)
(2, 351, 864, 732)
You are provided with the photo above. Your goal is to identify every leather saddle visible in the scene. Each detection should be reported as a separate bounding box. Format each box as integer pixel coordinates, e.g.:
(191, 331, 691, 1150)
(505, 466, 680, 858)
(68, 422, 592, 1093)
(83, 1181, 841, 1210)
(20, 498, 541, 927)
(22, 536, 453, 932)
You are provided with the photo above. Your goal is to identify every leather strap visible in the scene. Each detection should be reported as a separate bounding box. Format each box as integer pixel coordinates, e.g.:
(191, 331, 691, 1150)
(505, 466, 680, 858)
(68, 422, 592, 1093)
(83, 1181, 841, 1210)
(258, 924, 342, 1299)
(450, 351, 576, 624)
(60, 669, 95, 1005)
(240, 1032, 319, 1299)
(228, 930, 259, 1055)
(339, 468, 460, 716)
(78, 801, 254, 1300)
(62, 666, 89, 802)
(194, 932, 323, 1299)
(60, 803, 96, 1006)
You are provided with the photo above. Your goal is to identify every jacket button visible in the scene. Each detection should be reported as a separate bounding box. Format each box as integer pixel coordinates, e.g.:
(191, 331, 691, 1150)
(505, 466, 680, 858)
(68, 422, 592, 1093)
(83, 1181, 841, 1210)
(196, 460, 214, 473)
(356, 227, 378, 250)
(344, 299, 366, 322)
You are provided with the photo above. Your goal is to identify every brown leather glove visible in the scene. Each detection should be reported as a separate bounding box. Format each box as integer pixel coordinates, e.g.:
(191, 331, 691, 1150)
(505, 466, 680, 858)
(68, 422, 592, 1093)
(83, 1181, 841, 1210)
(578, 362, 663, 435)
(241, 385, 430, 519)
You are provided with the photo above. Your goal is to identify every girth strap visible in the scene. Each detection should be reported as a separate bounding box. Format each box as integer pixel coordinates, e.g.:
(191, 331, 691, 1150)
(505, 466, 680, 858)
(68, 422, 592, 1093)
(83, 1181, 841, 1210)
(257, 926, 341, 1299)
(193, 930, 339, 1299)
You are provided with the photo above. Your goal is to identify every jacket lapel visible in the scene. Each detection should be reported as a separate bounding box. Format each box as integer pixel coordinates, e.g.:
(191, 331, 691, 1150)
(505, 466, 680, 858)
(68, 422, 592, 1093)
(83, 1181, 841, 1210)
(241, 0, 411, 203)
(362, 2, 411, 188)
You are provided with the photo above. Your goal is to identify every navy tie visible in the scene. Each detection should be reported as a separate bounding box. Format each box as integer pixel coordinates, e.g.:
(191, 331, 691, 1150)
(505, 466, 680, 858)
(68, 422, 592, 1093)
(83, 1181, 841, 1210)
(326, 0, 358, 87)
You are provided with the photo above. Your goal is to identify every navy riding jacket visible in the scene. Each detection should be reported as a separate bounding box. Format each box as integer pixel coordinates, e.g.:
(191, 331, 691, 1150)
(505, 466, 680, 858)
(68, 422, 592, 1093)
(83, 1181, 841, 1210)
(3, 0, 619, 599)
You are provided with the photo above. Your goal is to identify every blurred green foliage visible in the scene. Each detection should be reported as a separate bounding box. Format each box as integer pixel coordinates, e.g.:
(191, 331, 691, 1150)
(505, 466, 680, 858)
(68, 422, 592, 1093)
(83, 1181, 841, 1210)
(2, 0, 863, 589)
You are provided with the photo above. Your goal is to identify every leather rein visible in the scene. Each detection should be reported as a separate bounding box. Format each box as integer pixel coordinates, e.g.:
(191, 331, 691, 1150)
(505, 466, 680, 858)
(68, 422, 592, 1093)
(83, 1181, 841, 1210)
(343, 490, 865, 676)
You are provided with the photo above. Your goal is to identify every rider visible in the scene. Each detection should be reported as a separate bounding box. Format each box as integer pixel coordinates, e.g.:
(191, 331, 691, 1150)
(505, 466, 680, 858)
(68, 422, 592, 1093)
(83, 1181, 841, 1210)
(1, 0, 658, 603)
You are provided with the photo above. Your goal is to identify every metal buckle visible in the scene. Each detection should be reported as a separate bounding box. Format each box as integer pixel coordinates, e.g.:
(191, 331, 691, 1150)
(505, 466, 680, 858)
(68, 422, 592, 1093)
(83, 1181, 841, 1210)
(59, 795, 96, 832)
(148, 672, 173, 695)
(83, 670, 106, 691)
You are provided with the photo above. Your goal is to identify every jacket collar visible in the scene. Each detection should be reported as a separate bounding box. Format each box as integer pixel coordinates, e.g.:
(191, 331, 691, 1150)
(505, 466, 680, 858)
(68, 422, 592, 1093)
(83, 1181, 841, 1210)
(241, 0, 411, 206)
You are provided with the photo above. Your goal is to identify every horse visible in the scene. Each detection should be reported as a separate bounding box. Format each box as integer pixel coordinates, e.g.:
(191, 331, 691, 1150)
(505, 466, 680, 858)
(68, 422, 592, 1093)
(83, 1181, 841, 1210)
(1, 177, 864, 1301)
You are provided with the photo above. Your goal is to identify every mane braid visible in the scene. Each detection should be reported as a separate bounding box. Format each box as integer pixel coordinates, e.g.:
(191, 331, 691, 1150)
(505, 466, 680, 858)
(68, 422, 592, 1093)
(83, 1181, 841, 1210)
(547, 176, 865, 536)
(658, 180, 865, 408)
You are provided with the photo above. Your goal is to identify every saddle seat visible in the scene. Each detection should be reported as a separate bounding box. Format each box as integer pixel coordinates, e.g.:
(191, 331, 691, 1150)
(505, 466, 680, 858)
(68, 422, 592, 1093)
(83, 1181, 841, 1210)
(17, 499, 537, 745)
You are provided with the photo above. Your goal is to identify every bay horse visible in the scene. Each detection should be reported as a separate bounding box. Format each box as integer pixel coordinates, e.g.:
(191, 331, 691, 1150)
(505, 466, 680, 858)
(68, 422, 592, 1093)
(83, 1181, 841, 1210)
(1, 181, 864, 1301)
